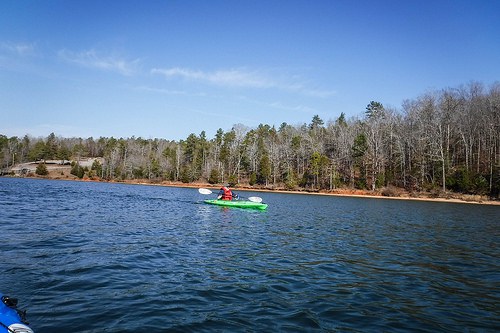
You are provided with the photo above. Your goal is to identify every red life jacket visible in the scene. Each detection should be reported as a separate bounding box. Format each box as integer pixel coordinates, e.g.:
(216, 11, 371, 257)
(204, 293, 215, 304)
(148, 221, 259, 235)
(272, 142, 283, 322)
(221, 186, 232, 200)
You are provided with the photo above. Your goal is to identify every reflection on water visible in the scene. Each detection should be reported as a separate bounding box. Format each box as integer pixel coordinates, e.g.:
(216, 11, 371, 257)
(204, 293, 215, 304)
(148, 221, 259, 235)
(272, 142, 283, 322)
(1, 178, 499, 332)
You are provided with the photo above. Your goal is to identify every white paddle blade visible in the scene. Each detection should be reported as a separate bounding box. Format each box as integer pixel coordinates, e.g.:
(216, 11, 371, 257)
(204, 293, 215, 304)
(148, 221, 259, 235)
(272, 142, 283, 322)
(198, 188, 212, 195)
(248, 196, 262, 203)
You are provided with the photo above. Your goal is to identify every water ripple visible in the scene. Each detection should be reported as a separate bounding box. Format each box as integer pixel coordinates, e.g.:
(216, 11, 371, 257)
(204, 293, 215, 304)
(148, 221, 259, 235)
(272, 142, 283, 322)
(1, 178, 499, 332)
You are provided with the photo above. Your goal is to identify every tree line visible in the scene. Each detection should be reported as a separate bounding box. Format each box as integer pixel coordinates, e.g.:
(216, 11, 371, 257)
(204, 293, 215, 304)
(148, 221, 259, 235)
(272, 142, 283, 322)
(1, 81, 499, 197)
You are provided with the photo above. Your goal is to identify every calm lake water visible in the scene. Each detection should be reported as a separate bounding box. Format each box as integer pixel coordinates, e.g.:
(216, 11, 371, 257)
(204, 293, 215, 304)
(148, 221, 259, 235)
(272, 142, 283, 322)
(1, 177, 499, 332)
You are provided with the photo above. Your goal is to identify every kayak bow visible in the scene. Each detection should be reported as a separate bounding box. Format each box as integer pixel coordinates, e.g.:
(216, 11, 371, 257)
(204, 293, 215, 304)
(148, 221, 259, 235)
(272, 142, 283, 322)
(0, 294, 34, 333)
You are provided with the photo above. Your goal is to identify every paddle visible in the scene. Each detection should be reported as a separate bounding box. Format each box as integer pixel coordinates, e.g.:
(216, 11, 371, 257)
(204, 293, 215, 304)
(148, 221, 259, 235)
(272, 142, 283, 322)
(198, 188, 263, 203)
(247, 196, 263, 203)
(198, 188, 213, 195)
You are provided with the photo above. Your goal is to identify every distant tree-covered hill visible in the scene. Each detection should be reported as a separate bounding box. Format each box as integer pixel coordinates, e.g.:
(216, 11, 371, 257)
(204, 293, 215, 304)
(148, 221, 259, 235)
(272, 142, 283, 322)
(1, 81, 499, 197)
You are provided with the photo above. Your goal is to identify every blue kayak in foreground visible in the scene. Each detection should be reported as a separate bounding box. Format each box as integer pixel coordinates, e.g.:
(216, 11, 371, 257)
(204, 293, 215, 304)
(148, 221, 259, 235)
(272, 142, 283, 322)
(204, 199, 268, 210)
(0, 294, 34, 333)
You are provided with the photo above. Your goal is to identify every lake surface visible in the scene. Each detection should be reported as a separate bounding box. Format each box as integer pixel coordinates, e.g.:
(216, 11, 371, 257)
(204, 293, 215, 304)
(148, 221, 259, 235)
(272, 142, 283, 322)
(1, 177, 499, 332)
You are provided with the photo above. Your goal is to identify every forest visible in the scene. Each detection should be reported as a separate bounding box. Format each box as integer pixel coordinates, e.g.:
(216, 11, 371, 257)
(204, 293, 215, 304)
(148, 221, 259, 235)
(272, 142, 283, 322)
(1, 81, 499, 198)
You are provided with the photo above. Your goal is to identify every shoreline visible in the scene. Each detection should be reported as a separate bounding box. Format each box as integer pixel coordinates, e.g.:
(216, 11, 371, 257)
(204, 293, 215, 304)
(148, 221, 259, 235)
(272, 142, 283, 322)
(6, 174, 499, 206)
(172, 182, 500, 206)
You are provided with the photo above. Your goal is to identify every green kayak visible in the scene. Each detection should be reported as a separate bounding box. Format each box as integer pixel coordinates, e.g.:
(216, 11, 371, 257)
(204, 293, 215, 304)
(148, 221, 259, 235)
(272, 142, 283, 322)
(204, 199, 268, 210)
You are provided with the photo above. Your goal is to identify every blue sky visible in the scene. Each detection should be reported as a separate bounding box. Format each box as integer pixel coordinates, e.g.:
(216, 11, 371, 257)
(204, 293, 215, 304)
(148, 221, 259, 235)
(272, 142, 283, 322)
(1, 0, 499, 140)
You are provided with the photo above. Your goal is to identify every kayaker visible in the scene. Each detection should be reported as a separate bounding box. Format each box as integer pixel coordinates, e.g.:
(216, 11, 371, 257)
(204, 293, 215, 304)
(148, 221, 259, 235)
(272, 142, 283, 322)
(217, 186, 238, 201)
